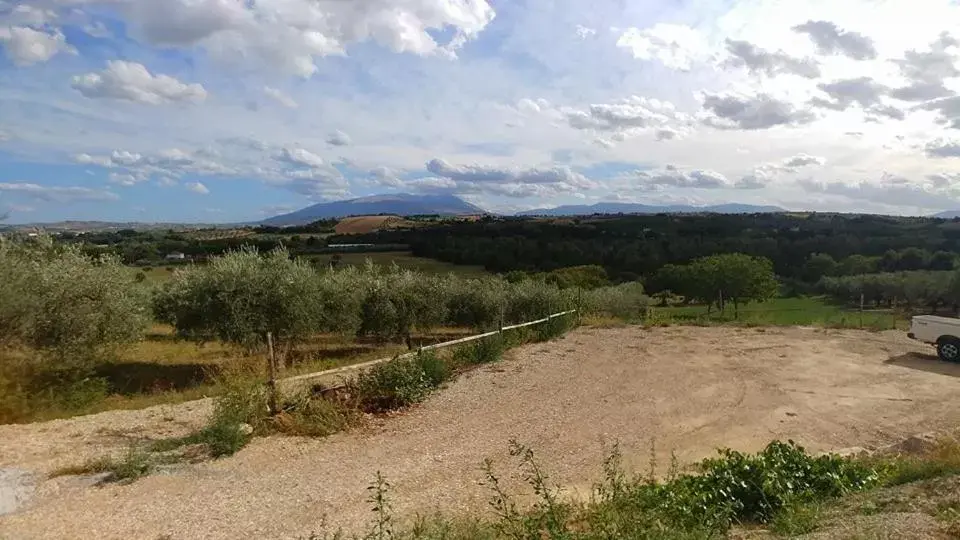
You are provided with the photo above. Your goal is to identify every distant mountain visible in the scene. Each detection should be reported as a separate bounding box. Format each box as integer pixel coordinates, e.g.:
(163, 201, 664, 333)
(933, 210, 960, 219)
(516, 202, 786, 217)
(262, 193, 487, 226)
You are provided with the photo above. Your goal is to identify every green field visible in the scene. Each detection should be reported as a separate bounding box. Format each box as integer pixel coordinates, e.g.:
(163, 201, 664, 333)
(306, 251, 489, 277)
(649, 296, 905, 330)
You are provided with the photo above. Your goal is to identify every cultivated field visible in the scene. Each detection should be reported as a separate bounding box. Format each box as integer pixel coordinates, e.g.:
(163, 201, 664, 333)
(2, 325, 959, 539)
(333, 215, 410, 235)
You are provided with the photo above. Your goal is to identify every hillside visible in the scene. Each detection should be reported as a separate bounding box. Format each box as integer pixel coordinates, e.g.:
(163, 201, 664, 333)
(517, 202, 785, 216)
(263, 194, 486, 226)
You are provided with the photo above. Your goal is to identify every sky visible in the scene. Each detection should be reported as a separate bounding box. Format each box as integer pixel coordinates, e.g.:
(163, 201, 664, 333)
(1, 0, 960, 223)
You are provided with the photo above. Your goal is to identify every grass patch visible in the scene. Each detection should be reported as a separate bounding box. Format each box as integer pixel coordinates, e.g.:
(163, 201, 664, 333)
(52, 445, 155, 483)
(650, 296, 904, 330)
(452, 335, 505, 367)
(870, 438, 960, 486)
(770, 500, 823, 536)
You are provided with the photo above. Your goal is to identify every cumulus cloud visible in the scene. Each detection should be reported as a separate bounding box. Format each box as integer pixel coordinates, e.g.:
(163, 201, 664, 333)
(72, 61, 208, 104)
(700, 92, 816, 130)
(616, 23, 708, 71)
(108, 172, 143, 186)
(919, 95, 960, 127)
(783, 154, 827, 168)
(926, 138, 960, 158)
(185, 181, 210, 194)
(792, 20, 878, 60)
(426, 158, 597, 197)
(722, 39, 820, 78)
(276, 147, 325, 168)
(811, 77, 887, 110)
(326, 130, 352, 146)
(123, 0, 496, 76)
(0, 182, 119, 202)
(263, 86, 297, 108)
(798, 173, 960, 209)
(564, 96, 680, 130)
(0, 26, 75, 65)
(893, 32, 960, 85)
(634, 166, 731, 190)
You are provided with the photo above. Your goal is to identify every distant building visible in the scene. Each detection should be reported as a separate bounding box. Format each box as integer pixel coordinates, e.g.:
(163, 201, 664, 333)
(164, 252, 186, 261)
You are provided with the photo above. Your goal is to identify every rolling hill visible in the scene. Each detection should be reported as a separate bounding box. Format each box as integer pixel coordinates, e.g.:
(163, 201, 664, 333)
(262, 193, 486, 226)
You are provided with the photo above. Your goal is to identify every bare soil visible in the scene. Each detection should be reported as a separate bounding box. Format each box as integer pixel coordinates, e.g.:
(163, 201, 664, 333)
(3, 326, 960, 539)
(333, 216, 407, 235)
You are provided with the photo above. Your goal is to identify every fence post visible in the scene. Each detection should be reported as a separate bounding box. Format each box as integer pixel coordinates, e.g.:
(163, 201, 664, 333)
(577, 287, 583, 326)
(266, 332, 279, 415)
(859, 293, 864, 329)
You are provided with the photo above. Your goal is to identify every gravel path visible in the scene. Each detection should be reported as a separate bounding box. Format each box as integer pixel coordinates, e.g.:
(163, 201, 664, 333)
(2, 325, 960, 539)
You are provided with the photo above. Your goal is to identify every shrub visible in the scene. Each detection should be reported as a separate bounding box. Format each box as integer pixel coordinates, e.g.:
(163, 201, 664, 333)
(346, 350, 449, 412)
(504, 280, 568, 323)
(581, 282, 649, 321)
(453, 335, 505, 366)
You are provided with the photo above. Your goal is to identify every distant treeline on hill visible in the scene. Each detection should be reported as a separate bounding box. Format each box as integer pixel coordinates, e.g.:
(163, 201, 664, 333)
(328, 213, 960, 282)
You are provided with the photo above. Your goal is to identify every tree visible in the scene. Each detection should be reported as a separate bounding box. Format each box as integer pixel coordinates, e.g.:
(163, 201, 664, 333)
(897, 247, 930, 271)
(689, 253, 778, 316)
(929, 251, 956, 271)
(838, 254, 877, 276)
(154, 247, 322, 349)
(0, 236, 150, 366)
(801, 253, 837, 282)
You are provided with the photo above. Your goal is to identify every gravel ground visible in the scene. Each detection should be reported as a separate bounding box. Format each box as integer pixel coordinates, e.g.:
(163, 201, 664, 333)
(2, 325, 960, 539)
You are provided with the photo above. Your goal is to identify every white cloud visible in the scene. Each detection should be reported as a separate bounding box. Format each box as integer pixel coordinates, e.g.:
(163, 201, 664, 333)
(630, 165, 734, 190)
(0, 182, 119, 202)
(326, 130, 352, 146)
(792, 20, 878, 60)
(72, 61, 208, 104)
(722, 39, 820, 78)
(425, 158, 598, 197)
(185, 181, 210, 194)
(700, 91, 817, 130)
(108, 172, 143, 186)
(926, 138, 960, 158)
(0, 26, 74, 66)
(277, 147, 325, 168)
(616, 23, 709, 71)
(575, 25, 596, 40)
(263, 86, 298, 108)
(124, 0, 496, 76)
(799, 173, 960, 209)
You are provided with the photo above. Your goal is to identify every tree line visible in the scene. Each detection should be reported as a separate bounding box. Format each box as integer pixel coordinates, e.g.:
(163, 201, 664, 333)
(332, 213, 960, 282)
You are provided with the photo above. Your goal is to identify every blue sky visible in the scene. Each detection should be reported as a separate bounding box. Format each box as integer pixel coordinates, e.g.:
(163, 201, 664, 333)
(1, 0, 960, 223)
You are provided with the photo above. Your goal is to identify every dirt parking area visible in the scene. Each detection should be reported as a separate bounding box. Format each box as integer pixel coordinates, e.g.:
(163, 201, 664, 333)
(2, 325, 960, 539)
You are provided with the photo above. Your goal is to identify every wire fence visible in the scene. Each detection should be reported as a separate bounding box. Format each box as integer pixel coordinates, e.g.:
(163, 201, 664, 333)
(273, 309, 579, 393)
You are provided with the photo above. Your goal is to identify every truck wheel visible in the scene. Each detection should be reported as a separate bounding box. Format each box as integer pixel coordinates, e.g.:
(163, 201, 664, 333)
(937, 338, 960, 362)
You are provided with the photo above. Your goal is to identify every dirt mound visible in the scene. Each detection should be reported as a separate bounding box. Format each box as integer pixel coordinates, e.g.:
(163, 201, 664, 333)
(3, 326, 960, 539)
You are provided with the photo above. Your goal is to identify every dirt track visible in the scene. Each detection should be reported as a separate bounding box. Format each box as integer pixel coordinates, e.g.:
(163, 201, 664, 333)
(3, 325, 960, 539)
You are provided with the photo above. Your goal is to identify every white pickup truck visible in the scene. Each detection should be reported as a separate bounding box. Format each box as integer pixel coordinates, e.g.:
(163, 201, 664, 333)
(908, 315, 960, 361)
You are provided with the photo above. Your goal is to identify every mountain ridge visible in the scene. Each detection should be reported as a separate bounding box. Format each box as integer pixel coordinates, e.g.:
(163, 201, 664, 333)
(261, 193, 486, 226)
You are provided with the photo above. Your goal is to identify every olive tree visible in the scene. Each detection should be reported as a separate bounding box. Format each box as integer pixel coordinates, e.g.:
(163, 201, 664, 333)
(0, 235, 151, 366)
(154, 247, 321, 349)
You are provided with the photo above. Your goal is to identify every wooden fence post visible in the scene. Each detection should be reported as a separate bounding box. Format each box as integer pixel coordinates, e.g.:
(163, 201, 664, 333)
(859, 293, 864, 329)
(267, 332, 279, 415)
